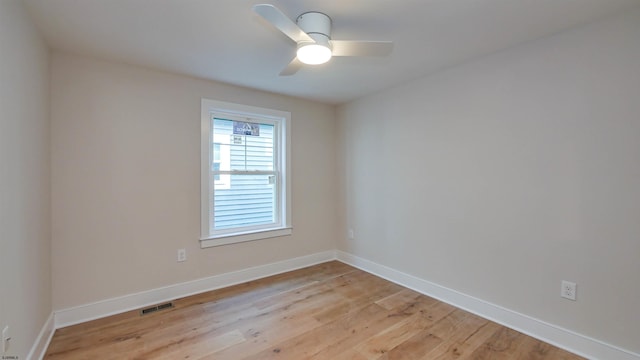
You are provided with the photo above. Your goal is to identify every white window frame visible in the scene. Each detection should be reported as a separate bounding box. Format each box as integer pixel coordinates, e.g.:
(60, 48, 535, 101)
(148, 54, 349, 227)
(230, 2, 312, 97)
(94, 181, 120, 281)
(200, 99, 292, 248)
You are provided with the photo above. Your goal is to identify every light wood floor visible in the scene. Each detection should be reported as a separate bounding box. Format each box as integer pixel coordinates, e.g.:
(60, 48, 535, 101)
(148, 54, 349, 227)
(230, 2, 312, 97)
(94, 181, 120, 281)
(44, 261, 583, 359)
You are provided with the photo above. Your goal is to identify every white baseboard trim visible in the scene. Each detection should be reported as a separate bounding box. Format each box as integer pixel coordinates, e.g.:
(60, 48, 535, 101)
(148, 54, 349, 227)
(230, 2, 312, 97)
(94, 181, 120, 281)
(27, 312, 55, 360)
(54, 250, 335, 329)
(335, 250, 640, 360)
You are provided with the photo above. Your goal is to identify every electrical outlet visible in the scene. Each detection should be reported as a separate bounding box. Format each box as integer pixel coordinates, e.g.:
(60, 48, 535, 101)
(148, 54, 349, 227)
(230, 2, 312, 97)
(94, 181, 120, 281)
(2, 325, 10, 353)
(348, 229, 354, 239)
(177, 248, 186, 262)
(561, 280, 577, 301)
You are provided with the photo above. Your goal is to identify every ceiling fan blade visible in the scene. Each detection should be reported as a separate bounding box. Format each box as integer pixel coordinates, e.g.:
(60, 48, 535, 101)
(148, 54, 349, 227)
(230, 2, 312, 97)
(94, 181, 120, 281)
(330, 41, 394, 57)
(253, 4, 313, 43)
(279, 57, 303, 76)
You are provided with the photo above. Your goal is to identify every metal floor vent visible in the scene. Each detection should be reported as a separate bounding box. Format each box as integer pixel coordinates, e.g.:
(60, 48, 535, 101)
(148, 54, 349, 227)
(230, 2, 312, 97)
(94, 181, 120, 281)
(140, 302, 174, 316)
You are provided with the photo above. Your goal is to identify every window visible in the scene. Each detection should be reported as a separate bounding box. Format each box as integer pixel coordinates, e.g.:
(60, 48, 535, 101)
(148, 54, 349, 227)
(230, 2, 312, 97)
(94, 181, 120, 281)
(201, 99, 291, 248)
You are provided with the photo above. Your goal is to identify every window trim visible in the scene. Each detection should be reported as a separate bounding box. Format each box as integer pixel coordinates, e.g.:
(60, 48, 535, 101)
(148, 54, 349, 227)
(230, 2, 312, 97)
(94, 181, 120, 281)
(200, 99, 292, 248)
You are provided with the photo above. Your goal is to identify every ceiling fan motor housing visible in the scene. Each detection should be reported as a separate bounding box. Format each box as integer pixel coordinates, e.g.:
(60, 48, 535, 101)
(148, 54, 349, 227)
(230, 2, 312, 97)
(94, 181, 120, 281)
(296, 11, 332, 44)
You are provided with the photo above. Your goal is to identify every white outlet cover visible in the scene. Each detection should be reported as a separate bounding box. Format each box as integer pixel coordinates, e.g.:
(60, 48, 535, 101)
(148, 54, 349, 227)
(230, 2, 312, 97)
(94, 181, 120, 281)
(561, 280, 577, 301)
(177, 249, 186, 262)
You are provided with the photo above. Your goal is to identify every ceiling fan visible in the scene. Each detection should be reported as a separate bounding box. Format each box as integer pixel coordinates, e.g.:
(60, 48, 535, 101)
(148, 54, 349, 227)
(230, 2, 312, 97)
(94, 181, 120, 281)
(253, 4, 393, 76)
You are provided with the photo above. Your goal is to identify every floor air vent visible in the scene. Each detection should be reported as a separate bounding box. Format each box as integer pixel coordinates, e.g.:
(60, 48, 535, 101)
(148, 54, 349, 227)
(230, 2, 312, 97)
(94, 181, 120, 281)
(140, 302, 174, 315)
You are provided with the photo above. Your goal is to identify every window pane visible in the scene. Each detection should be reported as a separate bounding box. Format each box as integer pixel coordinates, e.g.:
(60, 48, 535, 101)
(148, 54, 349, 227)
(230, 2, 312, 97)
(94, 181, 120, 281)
(212, 118, 274, 171)
(213, 173, 276, 230)
(213, 143, 221, 161)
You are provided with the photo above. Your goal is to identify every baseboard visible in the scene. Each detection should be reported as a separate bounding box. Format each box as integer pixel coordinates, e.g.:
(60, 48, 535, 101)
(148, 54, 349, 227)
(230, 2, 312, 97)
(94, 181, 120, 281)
(335, 250, 640, 360)
(26, 312, 55, 360)
(54, 250, 335, 328)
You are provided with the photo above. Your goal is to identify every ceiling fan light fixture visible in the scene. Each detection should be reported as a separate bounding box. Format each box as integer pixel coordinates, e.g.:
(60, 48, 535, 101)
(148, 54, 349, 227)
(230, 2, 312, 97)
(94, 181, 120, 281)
(297, 42, 332, 65)
(252, 5, 393, 75)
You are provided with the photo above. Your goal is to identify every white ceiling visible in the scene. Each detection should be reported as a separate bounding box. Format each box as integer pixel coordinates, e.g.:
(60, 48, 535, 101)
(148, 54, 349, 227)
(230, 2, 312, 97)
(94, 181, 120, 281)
(24, 0, 640, 104)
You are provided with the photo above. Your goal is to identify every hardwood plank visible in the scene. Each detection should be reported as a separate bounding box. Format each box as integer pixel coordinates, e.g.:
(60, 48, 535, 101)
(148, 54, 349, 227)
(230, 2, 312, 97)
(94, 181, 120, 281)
(312, 271, 406, 324)
(308, 295, 445, 360)
(242, 302, 397, 359)
(332, 349, 371, 360)
(43, 261, 585, 360)
(354, 297, 454, 359)
(381, 328, 443, 360)
(424, 320, 501, 360)
(466, 326, 528, 359)
(375, 288, 434, 310)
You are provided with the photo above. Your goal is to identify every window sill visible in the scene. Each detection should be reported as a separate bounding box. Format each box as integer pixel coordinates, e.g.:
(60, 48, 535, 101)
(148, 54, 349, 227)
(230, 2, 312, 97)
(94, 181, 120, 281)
(200, 227, 292, 248)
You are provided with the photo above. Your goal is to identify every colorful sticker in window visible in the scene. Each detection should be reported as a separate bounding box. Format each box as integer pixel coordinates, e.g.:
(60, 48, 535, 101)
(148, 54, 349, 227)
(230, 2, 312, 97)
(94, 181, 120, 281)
(233, 121, 260, 136)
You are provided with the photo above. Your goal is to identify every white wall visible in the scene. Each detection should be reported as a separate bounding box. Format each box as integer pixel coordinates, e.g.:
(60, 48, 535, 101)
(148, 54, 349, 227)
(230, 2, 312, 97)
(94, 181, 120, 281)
(0, 0, 51, 358)
(338, 7, 640, 354)
(51, 53, 338, 310)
